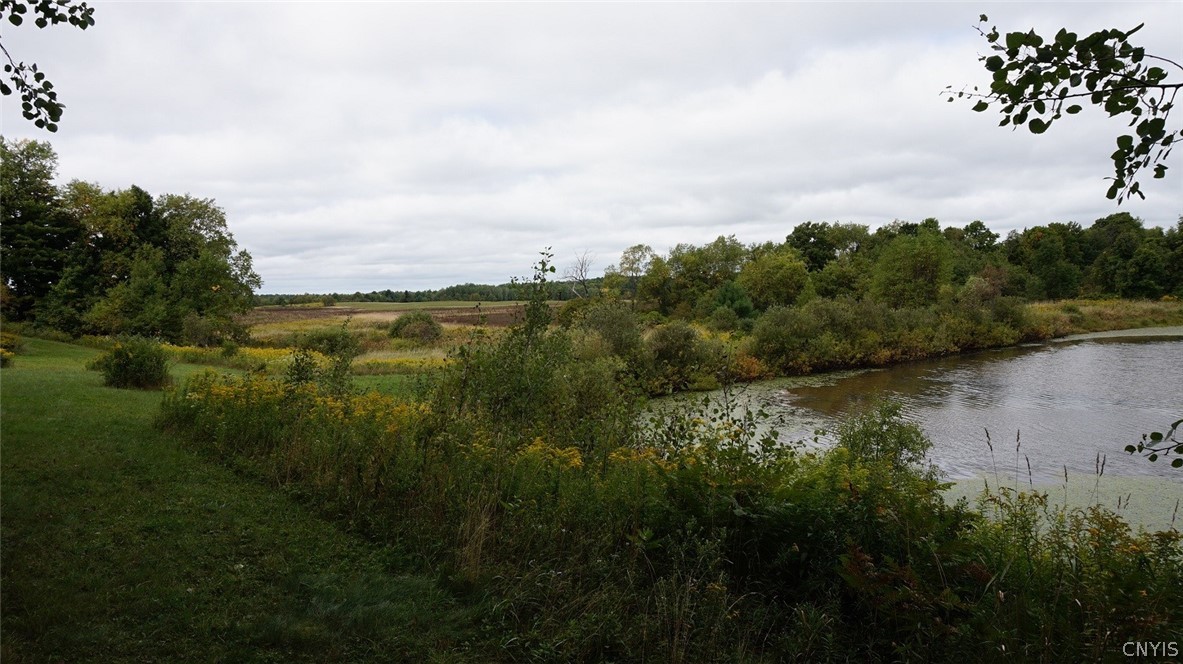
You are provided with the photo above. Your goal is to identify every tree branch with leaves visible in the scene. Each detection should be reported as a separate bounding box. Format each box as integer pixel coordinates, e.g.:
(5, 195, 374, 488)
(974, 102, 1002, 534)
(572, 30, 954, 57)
(1, 0, 95, 132)
(1126, 418, 1183, 469)
(947, 14, 1182, 203)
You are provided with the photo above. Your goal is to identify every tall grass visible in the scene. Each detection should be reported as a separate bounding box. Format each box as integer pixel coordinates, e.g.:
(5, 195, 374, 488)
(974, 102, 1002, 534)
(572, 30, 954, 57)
(158, 313, 1183, 661)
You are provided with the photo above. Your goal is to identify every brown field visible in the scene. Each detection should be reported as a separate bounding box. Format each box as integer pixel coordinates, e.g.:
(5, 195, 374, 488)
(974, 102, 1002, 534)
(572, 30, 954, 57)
(242, 302, 540, 329)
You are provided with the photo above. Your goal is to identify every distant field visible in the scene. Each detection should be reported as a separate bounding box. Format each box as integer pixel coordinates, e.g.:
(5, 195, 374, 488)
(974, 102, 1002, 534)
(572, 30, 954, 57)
(243, 301, 533, 331)
(339, 300, 528, 311)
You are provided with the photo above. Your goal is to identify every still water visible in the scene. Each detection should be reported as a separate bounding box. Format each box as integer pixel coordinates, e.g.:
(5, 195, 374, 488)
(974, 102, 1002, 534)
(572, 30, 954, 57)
(711, 327, 1183, 484)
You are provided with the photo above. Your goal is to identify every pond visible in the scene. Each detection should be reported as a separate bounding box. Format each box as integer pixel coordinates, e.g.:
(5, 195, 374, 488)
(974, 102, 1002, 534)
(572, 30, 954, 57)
(695, 326, 1183, 528)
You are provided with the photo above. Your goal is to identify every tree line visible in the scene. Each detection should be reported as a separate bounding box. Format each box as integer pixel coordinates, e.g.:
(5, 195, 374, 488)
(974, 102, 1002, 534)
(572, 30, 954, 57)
(1, 138, 260, 344)
(255, 279, 595, 307)
(601, 214, 1180, 327)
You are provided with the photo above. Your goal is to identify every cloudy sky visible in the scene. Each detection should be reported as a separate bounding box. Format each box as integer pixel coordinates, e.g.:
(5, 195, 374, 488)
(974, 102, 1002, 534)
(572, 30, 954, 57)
(3, 2, 1181, 293)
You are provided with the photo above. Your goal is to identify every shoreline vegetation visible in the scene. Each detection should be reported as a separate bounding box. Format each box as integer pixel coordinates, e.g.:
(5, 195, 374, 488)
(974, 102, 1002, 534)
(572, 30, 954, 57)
(5, 292, 1181, 661)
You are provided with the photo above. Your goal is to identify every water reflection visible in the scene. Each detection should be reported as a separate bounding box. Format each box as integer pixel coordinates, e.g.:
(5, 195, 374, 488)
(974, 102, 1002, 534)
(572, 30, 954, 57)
(710, 328, 1183, 483)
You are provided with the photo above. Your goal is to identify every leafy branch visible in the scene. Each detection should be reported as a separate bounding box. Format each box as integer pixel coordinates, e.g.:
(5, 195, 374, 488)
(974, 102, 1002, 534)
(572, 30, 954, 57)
(0, 0, 96, 132)
(1125, 418, 1183, 469)
(946, 14, 1182, 203)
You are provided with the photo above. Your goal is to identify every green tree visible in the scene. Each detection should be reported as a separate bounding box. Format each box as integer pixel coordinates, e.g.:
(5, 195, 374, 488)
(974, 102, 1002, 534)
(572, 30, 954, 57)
(786, 221, 839, 272)
(961, 220, 999, 253)
(616, 243, 654, 303)
(950, 15, 1183, 202)
(1117, 238, 1169, 298)
(0, 0, 95, 132)
(0, 137, 79, 318)
(737, 248, 810, 310)
(871, 232, 953, 308)
(637, 255, 675, 314)
(17, 162, 261, 341)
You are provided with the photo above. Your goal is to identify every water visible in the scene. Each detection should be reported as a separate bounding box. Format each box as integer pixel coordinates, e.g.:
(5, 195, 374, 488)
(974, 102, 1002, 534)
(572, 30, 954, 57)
(704, 327, 1183, 484)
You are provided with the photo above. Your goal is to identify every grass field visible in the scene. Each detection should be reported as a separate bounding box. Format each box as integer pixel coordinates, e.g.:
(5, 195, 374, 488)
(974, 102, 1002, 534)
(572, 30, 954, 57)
(0, 339, 479, 662)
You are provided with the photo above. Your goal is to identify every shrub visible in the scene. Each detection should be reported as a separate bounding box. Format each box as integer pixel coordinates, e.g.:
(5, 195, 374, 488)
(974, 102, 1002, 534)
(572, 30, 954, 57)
(708, 305, 739, 332)
(646, 321, 703, 393)
(389, 311, 443, 344)
(0, 349, 13, 368)
(0, 330, 24, 354)
(298, 323, 361, 357)
(578, 302, 644, 364)
(88, 337, 170, 389)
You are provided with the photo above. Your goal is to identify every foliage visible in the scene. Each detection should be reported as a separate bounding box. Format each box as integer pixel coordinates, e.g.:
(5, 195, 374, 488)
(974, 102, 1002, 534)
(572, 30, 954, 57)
(1126, 418, 1183, 468)
(577, 301, 646, 365)
(87, 336, 170, 389)
(388, 310, 443, 343)
(157, 337, 1183, 661)
(0, 0, 95, 132)
(870, 231, 953, 307)
(951, 14, 1183, 202)
(646, 321, 704, 394)
(0, 138, 78, 319)
(736, 248, 810, 310)
(1, 142, 261, 342)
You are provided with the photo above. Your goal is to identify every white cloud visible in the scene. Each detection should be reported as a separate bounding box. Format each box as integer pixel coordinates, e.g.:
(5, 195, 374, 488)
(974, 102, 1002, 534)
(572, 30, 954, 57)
(3, 2, 1180, 292)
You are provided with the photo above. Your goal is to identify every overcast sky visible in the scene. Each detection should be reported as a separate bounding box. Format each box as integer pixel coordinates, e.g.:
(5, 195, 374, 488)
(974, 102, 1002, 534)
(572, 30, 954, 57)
(3, 2, 1181, 293)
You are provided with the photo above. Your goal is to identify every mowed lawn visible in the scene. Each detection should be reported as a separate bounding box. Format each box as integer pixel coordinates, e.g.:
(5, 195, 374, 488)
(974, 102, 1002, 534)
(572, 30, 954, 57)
(1, 339, 478, 662)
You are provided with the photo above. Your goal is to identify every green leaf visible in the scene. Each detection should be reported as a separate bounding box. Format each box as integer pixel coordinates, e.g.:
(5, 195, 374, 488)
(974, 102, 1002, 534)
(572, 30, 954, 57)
(1125, 445, 1137, 453)
(1151, 431, 1164, 442)
(1116, 135, 1134, 150)
(972, 101, 989, 112)
(1066, 105, 1082, 114)
(8, 14, 22, 26)
(1172, 458, 1182, 468)
(985, 56, 1004, 72)
(1028, 118, 1048, 134)
(1149, 453, 1159, 462)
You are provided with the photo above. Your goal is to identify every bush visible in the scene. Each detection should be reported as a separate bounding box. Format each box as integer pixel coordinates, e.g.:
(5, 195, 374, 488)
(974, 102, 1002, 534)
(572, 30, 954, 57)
(646, 321, 703, 393)
(88, 337, 170, 389)
(1, 330, 24, 354)
(389, 311, 443, 344)
(298, 324, 361, 357)
(578, 302, 644, 364)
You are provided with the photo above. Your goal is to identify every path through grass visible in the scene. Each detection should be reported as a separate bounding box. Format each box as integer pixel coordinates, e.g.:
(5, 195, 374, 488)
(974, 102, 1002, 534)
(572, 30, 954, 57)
(1, 339, 478, 662)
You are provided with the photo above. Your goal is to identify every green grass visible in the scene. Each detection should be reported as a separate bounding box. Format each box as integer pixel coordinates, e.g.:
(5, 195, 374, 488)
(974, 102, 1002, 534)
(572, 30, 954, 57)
(352, 373, 426, 399)
(0, 339, 478, 662)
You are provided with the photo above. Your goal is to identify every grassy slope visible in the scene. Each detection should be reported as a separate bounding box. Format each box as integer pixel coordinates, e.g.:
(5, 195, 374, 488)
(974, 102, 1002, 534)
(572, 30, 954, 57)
(1, 339, 477, 662)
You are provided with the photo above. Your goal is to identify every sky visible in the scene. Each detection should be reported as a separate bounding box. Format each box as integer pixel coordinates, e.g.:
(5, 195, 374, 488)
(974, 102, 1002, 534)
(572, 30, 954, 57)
(2, 2, 1181, 294)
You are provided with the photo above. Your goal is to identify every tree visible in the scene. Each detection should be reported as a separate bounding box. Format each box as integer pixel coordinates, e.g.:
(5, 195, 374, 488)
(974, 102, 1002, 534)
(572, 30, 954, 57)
(3, 143, 261, 342)
(871, 232, 953, 308)
(563, 250, 595, 299)
(737, 248, 810, 310)
(0, 138, 79, 318)
(949, 14, 1183, 202)
(616, 243, 654, 303)
(786, 221, 839, 272)
(961, 220, 999, 253)
(1, 0, 95, 132)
